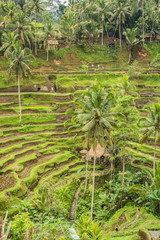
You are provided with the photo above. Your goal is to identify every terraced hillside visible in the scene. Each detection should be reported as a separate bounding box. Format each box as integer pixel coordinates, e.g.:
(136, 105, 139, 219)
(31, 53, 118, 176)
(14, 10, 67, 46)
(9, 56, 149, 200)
(1, 44, 160, 221)
(0, 90, 91, 213)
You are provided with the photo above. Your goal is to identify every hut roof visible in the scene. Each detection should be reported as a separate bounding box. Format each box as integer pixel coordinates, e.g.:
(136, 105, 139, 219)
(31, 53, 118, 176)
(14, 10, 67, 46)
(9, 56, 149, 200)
(89, 144, 105, 158)
(48, 39, 58, 45)
(145, 33, 150, 38)
(80, 144, 110, 158)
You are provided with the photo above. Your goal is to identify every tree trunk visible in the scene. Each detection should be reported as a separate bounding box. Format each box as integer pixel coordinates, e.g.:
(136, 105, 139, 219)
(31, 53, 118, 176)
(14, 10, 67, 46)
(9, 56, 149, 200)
(35, 10, 37, 56)
(128, 46, 132, 65)
(47, 42, 49, 61)
(91, 148, 96, 219)
(101, 13, 104, 46)
(83, 143, 89, 197)
(142, 0, 145, 46)
(111, 161, 113, 180)
(153, 131, 158, 177)
(17, 75, 22, 123)
(150, 21, 154, 42)
(119, 19, 122, 47)
(122, 144, 125, 185)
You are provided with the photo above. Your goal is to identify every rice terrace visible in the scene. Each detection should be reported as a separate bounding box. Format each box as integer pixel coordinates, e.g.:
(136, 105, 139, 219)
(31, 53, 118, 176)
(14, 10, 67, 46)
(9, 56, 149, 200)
(1, 0, 160, 239)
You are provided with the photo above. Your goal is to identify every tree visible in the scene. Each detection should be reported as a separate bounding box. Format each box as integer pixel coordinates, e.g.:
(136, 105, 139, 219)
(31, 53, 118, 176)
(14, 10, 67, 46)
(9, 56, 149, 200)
(115, 74, 138, 97)
(14, 11, 33, 48)
(123, 28, 140, 64)
(0, 32, 18, 57)
(0, 0, 17, 22)
(93, 0, 111, 45)
(41, 20, 56, 61)
(138, 104, 160, 177)
(28, 0, 45, 55)
(8, 41, 33, 123)
(112, 0, 130, 47)
(75, 85, 117, 218)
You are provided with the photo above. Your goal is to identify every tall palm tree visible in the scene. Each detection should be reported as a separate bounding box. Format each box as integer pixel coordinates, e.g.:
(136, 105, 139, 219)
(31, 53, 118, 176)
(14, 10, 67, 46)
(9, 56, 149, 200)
(28, 0, 45, 55)
(14, 11, 33, 48)
(41, 21, 56, 61)
(93, 0, 111, 45)
(123, 28, 140, 64)
(133, 0, 145, 45)
(75, 85, 117, 218)
(138, 104, 160, 177)
(8, 41, 33, 123)
(112, 0, 130, 47)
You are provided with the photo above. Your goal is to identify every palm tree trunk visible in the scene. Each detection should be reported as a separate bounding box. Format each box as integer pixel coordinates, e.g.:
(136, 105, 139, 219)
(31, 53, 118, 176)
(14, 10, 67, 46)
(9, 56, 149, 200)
(101, 13, 104, 46)
(153, 131, 158, 177)
(17, 74, 22, 123)
(142, 0, 145, 46)
(122, 143, 125, 185)
(91, 148, 96, 219)
(150, 21, 154, 42)
(47, 42, 49, 61)
(119, 19, 122, 47)
(128, 46, 132, 64)
(35, 9, 37, 56)
(83, 143, 89, 197)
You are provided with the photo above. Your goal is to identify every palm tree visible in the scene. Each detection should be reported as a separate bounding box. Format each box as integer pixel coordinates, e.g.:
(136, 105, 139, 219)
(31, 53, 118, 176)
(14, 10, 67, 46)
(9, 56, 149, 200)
(133, 0, 145, 45)
(112, 0, 130, 47)
(14, 11, 33, 48)
(0, 32, 18, 57)
(115, 75, 138, 97)
(93, 0, 111, 45)
(75, 85, 117, 218)
(41, 21, 56, 61)
(28, 0, 45, 55)
(0, 0, 16, 22)
(8, 41, 33, 123)
(123, 28, 140, 64)
(138, 103, 160, 177)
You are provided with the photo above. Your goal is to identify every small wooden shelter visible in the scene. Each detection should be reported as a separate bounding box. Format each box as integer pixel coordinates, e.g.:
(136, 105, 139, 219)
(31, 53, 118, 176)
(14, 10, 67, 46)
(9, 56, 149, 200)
(47, 38, 59, 50)
(80, 143, 110, 160)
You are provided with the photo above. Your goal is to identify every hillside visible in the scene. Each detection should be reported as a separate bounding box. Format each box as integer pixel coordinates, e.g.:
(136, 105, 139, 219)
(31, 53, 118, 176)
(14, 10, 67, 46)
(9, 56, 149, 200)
(1, 44, 160, 239)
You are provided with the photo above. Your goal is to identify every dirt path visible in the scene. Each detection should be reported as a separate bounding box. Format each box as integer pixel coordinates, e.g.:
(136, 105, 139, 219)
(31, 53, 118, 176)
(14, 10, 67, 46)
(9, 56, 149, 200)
(120, 214, 139, 231)
(70, 181, 84, 222)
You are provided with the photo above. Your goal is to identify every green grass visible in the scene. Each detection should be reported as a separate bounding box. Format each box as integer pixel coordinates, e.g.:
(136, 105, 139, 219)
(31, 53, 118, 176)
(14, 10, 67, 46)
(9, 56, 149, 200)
(0, 113, 56, 127)
(103, 206, 160, 240)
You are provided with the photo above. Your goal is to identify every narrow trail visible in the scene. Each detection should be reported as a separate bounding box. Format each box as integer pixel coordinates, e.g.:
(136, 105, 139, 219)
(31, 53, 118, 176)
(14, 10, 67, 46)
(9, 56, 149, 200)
(120, 214, 139, 231)
(70, 181, 84, 222)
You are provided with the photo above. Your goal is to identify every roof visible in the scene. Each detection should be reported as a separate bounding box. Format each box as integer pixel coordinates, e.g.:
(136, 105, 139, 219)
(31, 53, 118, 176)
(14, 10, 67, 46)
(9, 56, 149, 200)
(145, 33, 150, 38)
(80, 144, 110, 158)
(48, 39, 58, 45)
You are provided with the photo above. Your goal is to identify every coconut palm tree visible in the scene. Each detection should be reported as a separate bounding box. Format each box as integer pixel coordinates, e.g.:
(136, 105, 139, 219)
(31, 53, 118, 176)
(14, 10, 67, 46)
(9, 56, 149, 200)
(14, 11, 33, 48)
(75, 85, 117, 218)
(93, 0, 111, 45)
(123, 28, 140, 64)
(0, 0, 17, 22)
(8, 41, 33, 123)
(41, 21, 56, 61)
(0, 32, 18, 57)
(28, 0, 45, 55)
(138, 103, 160, 177)
(112, 0, 130, 47)
(115, 75, 138, 97)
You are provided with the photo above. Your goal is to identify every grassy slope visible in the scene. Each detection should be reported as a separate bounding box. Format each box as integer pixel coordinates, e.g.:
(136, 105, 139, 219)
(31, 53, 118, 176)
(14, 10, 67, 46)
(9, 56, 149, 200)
(103, 206, 160, 240)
